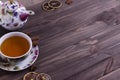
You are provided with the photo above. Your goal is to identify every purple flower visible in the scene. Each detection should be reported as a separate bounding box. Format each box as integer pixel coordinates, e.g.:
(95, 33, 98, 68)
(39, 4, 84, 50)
(12, 18, 14, 23)
(32, 56, 37, 60)
(14, 23, 18, 27)
(11, 5, 16, 9)
(6, 23, 10, 26)
(35, 50, 38, 55)
(14, 12, 18, 17)
(27, 64, 31, 66)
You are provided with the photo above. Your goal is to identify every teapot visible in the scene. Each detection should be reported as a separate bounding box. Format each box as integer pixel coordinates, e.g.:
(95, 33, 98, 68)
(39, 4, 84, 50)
(0, 0, 35, 30)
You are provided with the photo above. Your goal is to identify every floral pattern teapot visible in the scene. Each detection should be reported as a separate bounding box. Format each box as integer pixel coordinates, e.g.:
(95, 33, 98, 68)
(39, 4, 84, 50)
(0, 0, 35, 30)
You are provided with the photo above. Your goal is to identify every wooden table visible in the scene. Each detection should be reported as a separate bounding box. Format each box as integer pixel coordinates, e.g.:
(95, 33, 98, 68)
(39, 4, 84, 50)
(1, 0, 120, 80)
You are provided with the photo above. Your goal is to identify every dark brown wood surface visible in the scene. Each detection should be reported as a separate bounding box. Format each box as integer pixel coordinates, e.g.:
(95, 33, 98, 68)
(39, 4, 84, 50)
(1, 0, 120, 80)
(98, 68, 120, 80)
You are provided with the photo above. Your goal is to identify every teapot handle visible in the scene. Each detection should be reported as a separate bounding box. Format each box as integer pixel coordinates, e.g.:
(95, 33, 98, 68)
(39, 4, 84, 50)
(28, 10, 35, 15)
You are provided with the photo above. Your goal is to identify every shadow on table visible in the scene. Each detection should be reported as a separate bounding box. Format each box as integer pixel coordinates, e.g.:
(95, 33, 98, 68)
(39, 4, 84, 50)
(0, 68, 29, 80)
(0, 26, 10, 37)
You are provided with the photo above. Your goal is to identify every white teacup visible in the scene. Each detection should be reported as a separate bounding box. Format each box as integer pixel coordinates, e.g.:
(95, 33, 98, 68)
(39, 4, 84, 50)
(0, 32, 32, 62)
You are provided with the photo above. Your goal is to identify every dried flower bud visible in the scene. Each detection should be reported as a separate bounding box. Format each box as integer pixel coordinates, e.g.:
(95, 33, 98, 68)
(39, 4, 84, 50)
(65, 0, 73, 5)
(29, 65, 37, 71)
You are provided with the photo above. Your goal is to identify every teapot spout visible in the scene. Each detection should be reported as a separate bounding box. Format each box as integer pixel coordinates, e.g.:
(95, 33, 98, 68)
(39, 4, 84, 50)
(27, 10, 35, 15)
(19, 10, 35, 21)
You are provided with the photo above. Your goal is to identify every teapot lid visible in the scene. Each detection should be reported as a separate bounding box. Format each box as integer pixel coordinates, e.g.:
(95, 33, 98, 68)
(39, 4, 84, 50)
(4, 0, 22, 13)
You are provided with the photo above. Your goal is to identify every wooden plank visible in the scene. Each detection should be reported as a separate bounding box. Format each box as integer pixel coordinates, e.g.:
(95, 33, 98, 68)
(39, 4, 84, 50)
(97, 68, 120, 80)
(65, 58, 111, 80)
(37, 53, 110, 80)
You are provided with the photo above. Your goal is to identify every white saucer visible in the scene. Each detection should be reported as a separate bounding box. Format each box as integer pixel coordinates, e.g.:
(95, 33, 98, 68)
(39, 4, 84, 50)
(0, 46, 39, 71)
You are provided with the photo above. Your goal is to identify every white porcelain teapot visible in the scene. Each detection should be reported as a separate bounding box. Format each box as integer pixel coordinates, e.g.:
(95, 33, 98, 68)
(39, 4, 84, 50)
(0, 0, 35, 30)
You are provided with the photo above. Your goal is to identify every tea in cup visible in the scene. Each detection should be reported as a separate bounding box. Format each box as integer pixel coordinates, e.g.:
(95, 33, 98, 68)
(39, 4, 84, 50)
(0, 32, 32, 61)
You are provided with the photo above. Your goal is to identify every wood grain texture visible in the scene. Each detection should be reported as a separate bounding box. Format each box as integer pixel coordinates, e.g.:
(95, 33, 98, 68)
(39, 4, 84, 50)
(1, 0, 120, 80)
(97, 68, 120, 80)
